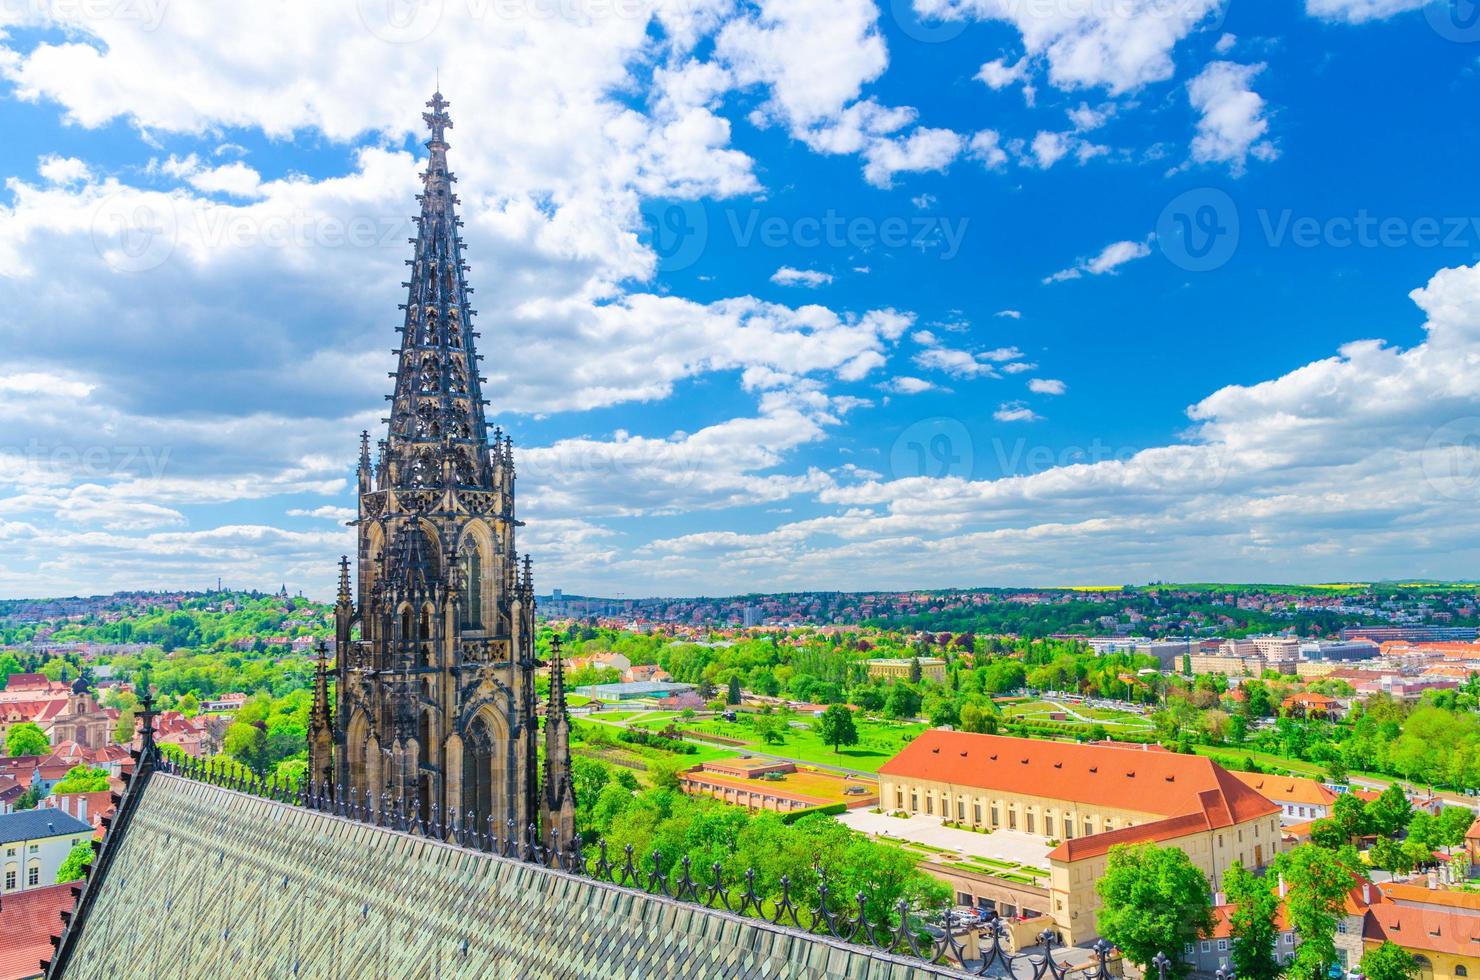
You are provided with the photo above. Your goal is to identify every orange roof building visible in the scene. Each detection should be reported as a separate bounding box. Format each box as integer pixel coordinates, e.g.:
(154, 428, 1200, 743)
(877, 731, 1282, 944)
(1230, 772, 1339, 824)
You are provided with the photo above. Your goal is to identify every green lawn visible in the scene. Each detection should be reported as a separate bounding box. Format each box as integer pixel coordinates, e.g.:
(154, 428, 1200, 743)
(1193, 745, 1326, 778)
(633, 714, 927, 772)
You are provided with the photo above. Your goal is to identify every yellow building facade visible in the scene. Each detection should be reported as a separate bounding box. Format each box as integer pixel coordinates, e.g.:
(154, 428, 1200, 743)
(878, 731, 1282, 944)
(866, 658, 948, 683)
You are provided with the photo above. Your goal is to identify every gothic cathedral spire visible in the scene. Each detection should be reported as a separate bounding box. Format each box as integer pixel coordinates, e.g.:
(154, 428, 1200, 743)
(324, 90, 572, 848)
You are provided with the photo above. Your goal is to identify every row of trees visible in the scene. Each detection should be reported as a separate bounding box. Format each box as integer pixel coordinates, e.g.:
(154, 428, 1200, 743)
(573, 756, 948, 924)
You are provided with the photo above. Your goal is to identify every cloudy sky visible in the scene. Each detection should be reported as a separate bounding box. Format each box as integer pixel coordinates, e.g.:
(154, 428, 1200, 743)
(2, 0, 1480, 599)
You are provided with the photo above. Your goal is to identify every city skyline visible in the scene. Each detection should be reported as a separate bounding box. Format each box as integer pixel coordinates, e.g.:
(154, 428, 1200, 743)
(3, 2, 1480, 599)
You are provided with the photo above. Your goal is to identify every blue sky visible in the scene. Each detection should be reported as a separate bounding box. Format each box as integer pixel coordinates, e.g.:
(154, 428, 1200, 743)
(2, 0, 1480, 599)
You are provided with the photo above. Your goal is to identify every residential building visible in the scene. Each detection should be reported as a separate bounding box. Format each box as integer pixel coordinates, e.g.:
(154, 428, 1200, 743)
(1281, 692, 1345, 719)
(877, 731, 1282, 944)
(0, 809, 93, 894)
(1363, 885, 1480, 980)
(866, 658, 947, 684)
(198, 693, 248, 713)
(40, 792, 114, 835)
(1230, 772, 1339, 825)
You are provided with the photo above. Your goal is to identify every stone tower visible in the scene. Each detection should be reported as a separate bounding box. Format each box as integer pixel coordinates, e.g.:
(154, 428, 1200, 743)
(308, 91, 573, 847)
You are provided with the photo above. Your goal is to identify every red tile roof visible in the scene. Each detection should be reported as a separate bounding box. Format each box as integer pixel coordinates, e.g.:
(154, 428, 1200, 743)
(1049, 810, 1216, 862)
(1231, 772, 1339, 807)
(1363, 904, 1480, 956)
(880, 731, 1279, 829)
(0, 883, 76, 980)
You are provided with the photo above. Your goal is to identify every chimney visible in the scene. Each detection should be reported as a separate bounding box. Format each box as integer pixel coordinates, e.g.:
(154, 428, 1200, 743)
(1363, 882, 1372, 906)
(1214, 891, 1226, 907)
(1278, 874, 1287, 899)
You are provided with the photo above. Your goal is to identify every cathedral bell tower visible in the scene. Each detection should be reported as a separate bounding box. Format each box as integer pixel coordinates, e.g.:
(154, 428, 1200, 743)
(308, 91, 573, 847)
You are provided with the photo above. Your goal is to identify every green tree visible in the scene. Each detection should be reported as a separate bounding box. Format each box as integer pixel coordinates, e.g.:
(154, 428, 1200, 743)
(959, 701, 999, 735)
(1309, 818, 1348, 850)
(223, 721, 267, 770)
(726, 675, 742, 705)
(754, 715, 787, 745)
(1435, 806, 1474, 852)
(1366, 785, 1413, 837)
(1224, 861, 1282, 980)
(112, 707, 137, 745)
(884, 682, 921, 721)
(52, 765, 110, 794)
(1360, 942, 1420, 980)
(5, 721, 49, 757)
(177, 691, 200, 718)
(814, 704, 859, 754)
(1369, 836, 1407, 874)
(1331, 792, 1368, 842)
(1271, 844, 1355, 980)
(908, 657, 922, 684)
(1096, 843, 1213, 977)
(55, 840, 94, 883)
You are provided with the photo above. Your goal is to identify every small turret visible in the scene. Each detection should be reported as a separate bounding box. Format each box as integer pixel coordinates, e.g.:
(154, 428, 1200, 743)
(358, 431, 373, 493)
(308, 641, 334, 791)
(540, 636, 575, 851)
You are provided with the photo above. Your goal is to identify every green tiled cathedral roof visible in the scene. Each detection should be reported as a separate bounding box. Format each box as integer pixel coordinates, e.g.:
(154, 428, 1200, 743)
(54, 775, 966, 980)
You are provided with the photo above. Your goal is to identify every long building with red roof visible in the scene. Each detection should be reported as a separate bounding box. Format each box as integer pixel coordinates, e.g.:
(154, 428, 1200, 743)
(877, 731, 1283, 943)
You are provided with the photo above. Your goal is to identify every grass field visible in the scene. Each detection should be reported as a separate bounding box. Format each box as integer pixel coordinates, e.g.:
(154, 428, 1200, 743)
(1000, 699, 1154, 733)
(1193, 745, 1326, 778)
(631, 714, 927, 772)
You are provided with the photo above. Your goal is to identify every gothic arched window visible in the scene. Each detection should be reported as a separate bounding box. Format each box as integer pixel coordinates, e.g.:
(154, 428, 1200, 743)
(463, 551, 483, 629)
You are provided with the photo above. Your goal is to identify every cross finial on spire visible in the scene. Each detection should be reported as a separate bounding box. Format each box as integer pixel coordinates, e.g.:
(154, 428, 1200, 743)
(424, 91, 452, 146)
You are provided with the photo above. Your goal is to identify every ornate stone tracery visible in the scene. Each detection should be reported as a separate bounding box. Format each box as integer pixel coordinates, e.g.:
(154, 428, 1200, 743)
(308, 91, 573, 849)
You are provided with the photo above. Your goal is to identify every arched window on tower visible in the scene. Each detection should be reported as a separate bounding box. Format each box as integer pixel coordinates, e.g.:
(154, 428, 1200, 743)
(401, 608, 412, 644)
(463, 551, 483, 629)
